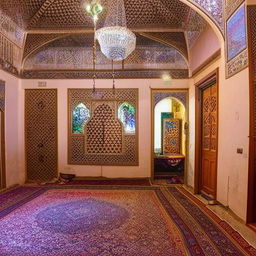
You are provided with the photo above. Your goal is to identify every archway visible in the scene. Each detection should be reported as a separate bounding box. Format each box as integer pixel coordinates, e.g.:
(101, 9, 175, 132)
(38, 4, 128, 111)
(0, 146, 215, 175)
(151, 89, 188, 185)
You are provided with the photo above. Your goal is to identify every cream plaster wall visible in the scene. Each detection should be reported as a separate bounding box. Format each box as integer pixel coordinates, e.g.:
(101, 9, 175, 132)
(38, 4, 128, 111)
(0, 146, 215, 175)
(0, 70, 23, 187)
(189, 43, 250, 220)
(21, 79, 189, 180)
(190, 25, 221, 73)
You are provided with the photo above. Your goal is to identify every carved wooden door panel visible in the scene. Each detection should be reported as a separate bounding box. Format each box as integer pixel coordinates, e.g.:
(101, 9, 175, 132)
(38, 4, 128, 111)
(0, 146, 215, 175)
(0, 111, 4, 189)
(201, 83, 218, 197)
(25, 89, 58, 181)
(0, 81, 5, 190)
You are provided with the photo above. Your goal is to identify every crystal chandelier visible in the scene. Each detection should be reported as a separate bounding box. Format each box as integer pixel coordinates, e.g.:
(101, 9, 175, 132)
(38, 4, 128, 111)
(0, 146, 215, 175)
(95, 0, 136, 61)
(85, 0, 103, 92)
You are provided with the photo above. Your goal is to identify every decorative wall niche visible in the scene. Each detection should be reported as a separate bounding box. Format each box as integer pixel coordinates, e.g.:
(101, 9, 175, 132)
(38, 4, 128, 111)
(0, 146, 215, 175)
(68, 89, 138, 166)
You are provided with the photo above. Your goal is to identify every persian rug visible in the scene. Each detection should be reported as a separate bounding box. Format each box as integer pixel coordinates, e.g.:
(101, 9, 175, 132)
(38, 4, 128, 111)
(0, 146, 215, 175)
(0, 186, 255, 256)
(153, 175, 183, 185)
(46, 178, 151, 186)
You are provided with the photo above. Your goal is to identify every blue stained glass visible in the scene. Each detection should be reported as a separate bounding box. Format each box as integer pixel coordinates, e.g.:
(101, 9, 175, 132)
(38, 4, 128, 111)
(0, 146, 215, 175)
(72, 103, 90, 134)
(118, 102, 136, 134)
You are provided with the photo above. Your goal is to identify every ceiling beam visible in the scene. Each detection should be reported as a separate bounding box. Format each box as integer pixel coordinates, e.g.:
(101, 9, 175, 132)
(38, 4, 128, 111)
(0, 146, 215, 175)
(26, 27, 185, 34)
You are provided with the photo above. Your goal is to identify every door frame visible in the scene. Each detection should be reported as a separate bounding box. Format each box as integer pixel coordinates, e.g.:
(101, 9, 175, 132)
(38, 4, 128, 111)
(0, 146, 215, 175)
(0, 80, 6, 190)
(247, 5, 256, 226)
(194, 68, 219, 199)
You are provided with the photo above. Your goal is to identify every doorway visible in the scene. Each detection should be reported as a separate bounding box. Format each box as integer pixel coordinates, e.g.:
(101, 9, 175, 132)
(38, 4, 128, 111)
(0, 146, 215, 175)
(195, 70, 219, 200)
(0, 80, 6, 190)
(151, 89, 188, 184)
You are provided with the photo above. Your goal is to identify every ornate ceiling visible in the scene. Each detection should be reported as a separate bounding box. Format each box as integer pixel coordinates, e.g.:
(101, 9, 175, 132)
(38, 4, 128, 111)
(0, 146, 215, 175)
(0, 0, 222, 79)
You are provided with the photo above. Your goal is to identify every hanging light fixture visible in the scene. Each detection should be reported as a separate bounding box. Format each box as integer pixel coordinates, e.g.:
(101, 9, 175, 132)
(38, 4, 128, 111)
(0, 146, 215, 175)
(95, 0, 136, 61)
(85, 1, 103, 92)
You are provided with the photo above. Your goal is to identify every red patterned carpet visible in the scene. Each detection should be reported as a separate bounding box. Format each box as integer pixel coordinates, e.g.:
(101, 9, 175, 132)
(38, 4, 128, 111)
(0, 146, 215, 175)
(0, 185, 255, 256)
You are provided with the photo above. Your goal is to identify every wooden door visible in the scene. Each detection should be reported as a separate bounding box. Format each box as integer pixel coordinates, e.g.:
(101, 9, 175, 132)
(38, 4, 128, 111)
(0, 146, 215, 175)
(0, 110, 6, 189)
(247, 5, 256, 226)
(201, 83, 218, 197)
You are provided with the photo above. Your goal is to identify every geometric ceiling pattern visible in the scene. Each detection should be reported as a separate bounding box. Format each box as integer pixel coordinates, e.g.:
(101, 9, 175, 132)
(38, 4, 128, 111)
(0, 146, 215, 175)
(0, 0, 224, 78)
(24, 34, 188, 71)
(187, 0, 224, 33)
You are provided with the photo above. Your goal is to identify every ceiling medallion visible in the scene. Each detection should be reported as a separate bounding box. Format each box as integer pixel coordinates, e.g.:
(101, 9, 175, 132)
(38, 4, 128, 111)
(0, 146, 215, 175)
(95, 0, 136, 61)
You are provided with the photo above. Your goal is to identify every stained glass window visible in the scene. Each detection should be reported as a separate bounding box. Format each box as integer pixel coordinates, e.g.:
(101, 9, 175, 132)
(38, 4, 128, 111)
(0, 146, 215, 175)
(118, 102, 136, 134)
(72, 103, 90, 134)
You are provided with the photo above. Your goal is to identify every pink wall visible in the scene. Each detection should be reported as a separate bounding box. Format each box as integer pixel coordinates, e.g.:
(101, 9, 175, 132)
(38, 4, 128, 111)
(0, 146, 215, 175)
(189, 49, 250, 220)
(190, 25, 221, 73)
(21, 79, 189, 179)
(0, 70, 22, 187)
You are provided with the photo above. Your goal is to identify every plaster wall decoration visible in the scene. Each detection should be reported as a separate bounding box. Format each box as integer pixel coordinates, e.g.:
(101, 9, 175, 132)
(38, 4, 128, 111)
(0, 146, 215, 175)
(21, 69, 189, 79)
(124, 47, 187, 70)
(24, 33, 188, 71)
(186, 0, 224, 33)
(185, 9, 208, 49)
(139, 32, 188, 59)
(225, 3, 248, 78)
(154, 91, 187, 108)
(0, 10, 25, 47)
(0, 10, 23, 75)
(23, 33, 69, 60)
(0, 35, 20, 76)
(0, 0, 221, 77)
(68, 88, 138, 166)
(24, 47, 123, 70)
(225, 0, 244, 19)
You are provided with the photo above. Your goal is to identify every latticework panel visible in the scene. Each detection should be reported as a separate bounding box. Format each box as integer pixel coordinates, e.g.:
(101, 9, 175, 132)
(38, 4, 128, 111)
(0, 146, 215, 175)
(0, 81, 5, 112)
(202, 84, 217, 152)
(248, 6, 256, 137)
(163, 119, 181, 154)
(25, 89, 58, 181)
(125, 0, 190, 28)
(68, 89, 138, 166)
(248, 6, 256, 82)
(23, 33, 69, 60)
(21, 69, 189, 79)
(85, 102, 123, 155)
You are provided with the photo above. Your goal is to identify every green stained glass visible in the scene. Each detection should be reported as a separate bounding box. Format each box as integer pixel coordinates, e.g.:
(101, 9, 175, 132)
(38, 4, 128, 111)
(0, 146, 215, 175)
(118, 102, 136, 134)
(72, 103, 90, 134)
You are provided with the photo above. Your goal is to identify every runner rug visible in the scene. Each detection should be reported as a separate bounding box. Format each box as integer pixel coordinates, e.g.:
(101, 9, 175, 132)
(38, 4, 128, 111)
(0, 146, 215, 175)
(0, 186, 255, 256)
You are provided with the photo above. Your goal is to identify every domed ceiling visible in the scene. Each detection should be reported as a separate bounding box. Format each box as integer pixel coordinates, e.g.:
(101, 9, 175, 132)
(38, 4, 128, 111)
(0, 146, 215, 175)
(0, 0, 223, 79)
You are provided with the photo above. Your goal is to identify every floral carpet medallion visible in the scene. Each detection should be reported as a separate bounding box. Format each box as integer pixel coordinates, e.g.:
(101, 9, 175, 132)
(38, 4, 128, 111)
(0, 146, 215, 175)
(0, 186, 255, 256)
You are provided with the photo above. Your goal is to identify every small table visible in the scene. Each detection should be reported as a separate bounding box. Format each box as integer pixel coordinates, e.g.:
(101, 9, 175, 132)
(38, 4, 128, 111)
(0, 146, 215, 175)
(154, 154, 185, 174)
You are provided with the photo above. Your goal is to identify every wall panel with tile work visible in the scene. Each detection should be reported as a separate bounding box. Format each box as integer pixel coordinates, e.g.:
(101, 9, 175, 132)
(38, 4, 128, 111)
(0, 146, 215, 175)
(68, 89, 138, 166)
(25, 89, 58, 181)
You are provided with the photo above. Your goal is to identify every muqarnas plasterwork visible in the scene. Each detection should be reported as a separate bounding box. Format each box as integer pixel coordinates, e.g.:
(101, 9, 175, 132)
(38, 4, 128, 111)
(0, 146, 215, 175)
(68, 89, 138, 166)
(225, 0, 245, 19)
(187, 0, 224, 33)
(226, 4, 248, 78)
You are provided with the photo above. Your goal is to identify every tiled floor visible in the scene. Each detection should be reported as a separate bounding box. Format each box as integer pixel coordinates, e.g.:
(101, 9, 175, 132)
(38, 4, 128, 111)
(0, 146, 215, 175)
(183, 185, 256, 248)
